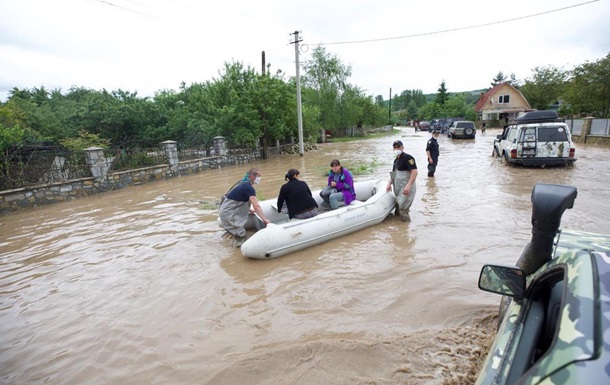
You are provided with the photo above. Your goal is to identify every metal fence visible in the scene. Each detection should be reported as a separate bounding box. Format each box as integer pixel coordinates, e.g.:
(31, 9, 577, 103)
(567, 118, 610, 136)
(106, 146, 168, 172)
(0, 146, 90, 191)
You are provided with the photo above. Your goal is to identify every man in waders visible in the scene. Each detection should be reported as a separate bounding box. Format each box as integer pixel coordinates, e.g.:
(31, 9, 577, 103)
(386, 140, 418, 222)
(218, 168, 271, 247)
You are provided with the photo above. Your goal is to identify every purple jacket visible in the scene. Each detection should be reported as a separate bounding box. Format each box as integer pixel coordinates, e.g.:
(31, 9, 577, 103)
(327, 167, 356, 205)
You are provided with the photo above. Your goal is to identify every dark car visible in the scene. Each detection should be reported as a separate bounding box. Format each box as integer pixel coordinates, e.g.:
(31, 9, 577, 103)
(475, 183, 610, 385)
(415, 121, 431, 132)
(430, 119, 443, 131)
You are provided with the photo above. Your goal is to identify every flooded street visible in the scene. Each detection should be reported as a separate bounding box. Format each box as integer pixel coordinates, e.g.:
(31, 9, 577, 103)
(1, 127, 609, 385)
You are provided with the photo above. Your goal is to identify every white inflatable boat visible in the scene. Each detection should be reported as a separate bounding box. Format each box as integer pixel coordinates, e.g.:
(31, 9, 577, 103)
(239, 179, 396, 259)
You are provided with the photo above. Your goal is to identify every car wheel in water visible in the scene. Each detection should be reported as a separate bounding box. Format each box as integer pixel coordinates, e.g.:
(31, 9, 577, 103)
(500, 152, 506, 164)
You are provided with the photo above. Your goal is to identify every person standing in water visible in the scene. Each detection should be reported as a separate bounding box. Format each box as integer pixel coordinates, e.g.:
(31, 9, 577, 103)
(218, 168, 270, 247)
(386, 140, 418, 222)
(426, 130, 440, 177)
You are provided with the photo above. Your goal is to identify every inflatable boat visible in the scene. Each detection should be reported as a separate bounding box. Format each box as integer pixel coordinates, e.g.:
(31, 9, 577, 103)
(239, 179, 396, 259)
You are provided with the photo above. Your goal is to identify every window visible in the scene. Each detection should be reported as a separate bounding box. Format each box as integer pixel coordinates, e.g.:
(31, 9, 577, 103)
(538, 126, 568, 142)
(499, 95, 511, 104)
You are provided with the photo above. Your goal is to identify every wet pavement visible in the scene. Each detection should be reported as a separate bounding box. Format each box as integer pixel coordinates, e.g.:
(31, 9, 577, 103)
(1, 127, 609, 384)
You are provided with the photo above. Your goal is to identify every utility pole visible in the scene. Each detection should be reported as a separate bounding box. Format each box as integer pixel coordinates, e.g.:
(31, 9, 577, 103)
(290, 30, 304, 157)
(388, 88, 392, 125)
(261, 51, 268, 159)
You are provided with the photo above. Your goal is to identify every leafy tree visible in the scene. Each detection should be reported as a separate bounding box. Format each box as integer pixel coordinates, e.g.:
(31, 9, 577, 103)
(375, 95, 385, 107)
(562, 53, 610, 117)
(60, 130, 110, 151)
(407, 100, 419, 120)
(520, 66, 568, 110)
(302, 46, 352, 132)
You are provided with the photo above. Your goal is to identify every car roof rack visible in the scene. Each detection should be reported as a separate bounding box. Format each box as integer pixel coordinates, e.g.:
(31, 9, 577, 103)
(515, 110, 564, 124)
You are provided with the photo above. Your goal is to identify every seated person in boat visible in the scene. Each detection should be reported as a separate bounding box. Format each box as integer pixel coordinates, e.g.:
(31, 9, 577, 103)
(219, 168, 271, 247)
(277, 168, 318, 219)
(321, 159, 356, 210)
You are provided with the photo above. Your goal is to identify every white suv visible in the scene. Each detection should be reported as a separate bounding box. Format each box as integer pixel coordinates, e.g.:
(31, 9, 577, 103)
(493, 110, 576, 167)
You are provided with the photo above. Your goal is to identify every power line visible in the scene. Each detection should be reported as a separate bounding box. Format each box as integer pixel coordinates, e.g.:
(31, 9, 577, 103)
(315, 0, 600, 46)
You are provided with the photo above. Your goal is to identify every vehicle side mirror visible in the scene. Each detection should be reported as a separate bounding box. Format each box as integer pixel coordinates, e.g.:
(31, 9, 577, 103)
(478, 264, 525, 301)
(496, 134, 502, 140)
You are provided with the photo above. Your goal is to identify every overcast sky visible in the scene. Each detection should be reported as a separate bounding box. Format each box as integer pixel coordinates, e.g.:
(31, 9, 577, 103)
(1, 0, 608, 102)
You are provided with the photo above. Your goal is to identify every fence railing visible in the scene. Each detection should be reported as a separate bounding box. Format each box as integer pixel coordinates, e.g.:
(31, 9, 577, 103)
(567, 118, 610, 136)
(0, 147, 90, 191)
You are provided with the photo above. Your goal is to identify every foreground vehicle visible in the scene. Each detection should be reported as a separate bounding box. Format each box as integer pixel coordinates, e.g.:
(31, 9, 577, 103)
(447, 120, 476, 139)
(493, 110, 576, 167)
(475, 183, 610, 385)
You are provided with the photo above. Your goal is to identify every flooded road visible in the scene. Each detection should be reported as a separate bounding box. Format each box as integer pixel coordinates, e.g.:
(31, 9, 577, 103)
(1, 127, 609, 385)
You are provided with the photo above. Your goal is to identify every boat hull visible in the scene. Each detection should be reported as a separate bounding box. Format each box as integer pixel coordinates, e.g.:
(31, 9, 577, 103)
(240, 179, 396, 259)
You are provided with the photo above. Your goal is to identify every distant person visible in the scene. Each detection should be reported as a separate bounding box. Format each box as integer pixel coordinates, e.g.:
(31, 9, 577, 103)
(481, 121, 486, 133)
(218, 168, 271, 247)
(426, 130, 440, 177)
(321, 159, 356, 210)
(277, 168, 318, 219)
(386, 140, 418, 222)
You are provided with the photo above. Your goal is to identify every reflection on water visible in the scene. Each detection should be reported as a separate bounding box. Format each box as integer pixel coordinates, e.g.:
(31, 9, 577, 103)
(1, 128, 609, 384)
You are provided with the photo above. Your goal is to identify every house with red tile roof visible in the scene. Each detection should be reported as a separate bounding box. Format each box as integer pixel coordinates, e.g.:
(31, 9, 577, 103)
(475, 82, 532, 126)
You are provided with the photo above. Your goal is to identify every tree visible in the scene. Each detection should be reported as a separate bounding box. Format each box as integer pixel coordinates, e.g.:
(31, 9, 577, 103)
(302, 46, 352, 132)
(435, 81, 449, 106)
(520, 66, 568, 110)
(562, 53, 610, 117)
(491, 71, 507, 87)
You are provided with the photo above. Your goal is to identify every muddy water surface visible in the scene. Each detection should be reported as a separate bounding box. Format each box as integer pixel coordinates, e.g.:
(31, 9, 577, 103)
(1, 127, 609, 385)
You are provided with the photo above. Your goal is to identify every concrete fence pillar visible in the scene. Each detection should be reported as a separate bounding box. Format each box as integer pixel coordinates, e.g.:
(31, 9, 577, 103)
(84, 147, 108, 178)
(161, 140, 178, 167)
(581, 117, 593, 143)
(213, 136, 226, 156)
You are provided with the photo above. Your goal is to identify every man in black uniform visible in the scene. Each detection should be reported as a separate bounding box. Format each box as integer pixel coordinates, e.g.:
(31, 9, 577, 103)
(426, 130, 440, 177)
(386, 140, 418, 222)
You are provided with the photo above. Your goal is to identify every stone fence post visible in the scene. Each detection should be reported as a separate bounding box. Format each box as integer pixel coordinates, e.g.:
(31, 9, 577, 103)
(85, 147, 108, 179)
(213, 136, 226, 156)
(162, 140, 178, 168)
(581, 117, 593, 143)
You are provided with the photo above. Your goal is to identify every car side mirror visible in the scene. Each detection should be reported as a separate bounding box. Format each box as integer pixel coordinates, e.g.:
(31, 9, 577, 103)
(496, 134, 502, 140)
(478, 264, 525, 301)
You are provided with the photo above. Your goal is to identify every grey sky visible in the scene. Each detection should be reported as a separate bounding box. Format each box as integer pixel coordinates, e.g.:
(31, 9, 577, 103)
(0, 0, 608, 102)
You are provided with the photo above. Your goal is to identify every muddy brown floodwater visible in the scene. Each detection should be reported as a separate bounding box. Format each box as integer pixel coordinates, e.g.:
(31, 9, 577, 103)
(1, 127, 609, 385)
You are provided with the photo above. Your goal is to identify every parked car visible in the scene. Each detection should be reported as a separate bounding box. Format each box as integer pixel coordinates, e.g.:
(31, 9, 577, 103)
(475, 183, 610, 385)
(447, 120, 476, 139)
(430, 119, 443, 131)
(440, 117, 464, 134)
(415, 121, 431, 132)
(493, 110, 576, 167)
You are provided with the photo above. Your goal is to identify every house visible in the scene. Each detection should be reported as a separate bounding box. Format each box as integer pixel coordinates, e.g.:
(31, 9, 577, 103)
(475, 82, 532, 127)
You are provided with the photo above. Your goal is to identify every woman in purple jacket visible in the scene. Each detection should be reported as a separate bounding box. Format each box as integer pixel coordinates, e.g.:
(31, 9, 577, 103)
(326, 159, 356, 210)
